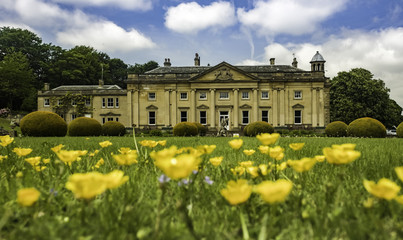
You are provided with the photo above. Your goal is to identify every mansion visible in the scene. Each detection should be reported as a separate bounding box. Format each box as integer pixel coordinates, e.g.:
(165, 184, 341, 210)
(37, 52, 330, 132)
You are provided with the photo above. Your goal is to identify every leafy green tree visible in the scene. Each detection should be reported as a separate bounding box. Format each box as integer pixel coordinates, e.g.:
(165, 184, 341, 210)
(330, 68, 402, 128)
(109, 58, 128, 88)
(128, 60, 159, 74)
(0, 51, 36, 110)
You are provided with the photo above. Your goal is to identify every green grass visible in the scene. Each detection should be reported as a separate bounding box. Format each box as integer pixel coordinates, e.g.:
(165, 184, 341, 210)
(1, 136, 403, 239)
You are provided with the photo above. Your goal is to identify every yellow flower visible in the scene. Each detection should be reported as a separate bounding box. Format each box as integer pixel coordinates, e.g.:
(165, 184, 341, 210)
(209, 156, 223, 167)
(157, 140, 167, 146)
(0, 155, 8, 162)
(258, 145, 269, 154)
(363, 178, 401, 200)
(269, 146, 284, 160)
(89, 150, 100, 157)
(228, 139, 243, 150)
(363, 197, 374, 208)
(150, 146, 177, 161)
(113, 152, 138, 165)
(154, 154, 201, 180)
(65, 172, 108, 199)
(287, 158, 317, 173)
(323, 144, 361, 165)
(103, 170, 129, 189)
(25, 156, 41, 166)
(51, 144, 64, 153)
(140, 140, 158, 148)
(395, 195, 403, 205)
(93, 158, 105, 169)
(0, 135, 14, 147)
(258, 164, 269, 176)
(254, 179, 293, 204)
(17, 188, 40, 207)
(256, 133, 280, 146)
(240, 161, 254, 168)
(13, 147, 33, 157)
(56, 150, 82, 164)
(289, 143, 305, 151)
(231, 166, 246, 176)
(16, 171, 23, 178)
(99, 140, 113, 148)
(243, 149, 256, 156)
(246, 166, 259, 178)
(220, 179, 252, 205)
(197, 145, 216, 154)
(395, 167, 403, 182)
(314, 155, 325, 163)
(35, 166, 47, 172)
(277, 162, 288, 171)
(42, 158, 50, 164)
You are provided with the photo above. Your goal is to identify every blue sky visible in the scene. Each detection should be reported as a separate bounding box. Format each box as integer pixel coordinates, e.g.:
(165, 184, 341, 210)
(1, 0, 403, 109)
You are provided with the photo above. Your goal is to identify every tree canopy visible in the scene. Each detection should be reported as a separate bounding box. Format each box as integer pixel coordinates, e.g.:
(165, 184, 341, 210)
(330, 68, 403, 128)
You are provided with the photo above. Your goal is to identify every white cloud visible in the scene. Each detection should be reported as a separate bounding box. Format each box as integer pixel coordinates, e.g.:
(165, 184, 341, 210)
(51, 0, 152, 11)
(237, 0, 348, 36)
(165, 1, 237, 34)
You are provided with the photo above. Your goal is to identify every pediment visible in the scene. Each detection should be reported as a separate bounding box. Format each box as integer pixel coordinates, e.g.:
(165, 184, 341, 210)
(292, 104, 304, 109)
(100, 112, 121, 116)
(189, 62, 259, 82)
(197, 104, 209, 109)
(146, 104, 158, 110)
(240, 104, 252, 109)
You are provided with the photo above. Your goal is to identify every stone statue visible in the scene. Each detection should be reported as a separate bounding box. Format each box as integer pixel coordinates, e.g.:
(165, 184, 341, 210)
(217, 117, 229, 137)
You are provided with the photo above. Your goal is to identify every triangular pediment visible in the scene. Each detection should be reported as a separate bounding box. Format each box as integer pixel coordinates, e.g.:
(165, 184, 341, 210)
(240, 104, 252, 109)
(146, 104, 158, 110)
(197, 104, 209, 109)
(100, 112, 121, 116)
(189, 62, 259, 82)
(292, 104, 304, 109)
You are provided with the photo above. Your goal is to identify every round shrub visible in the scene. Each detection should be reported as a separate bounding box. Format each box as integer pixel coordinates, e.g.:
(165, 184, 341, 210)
(193, 122, 207, 136)
(68, 117, 102, 136)
(347, 117, 386, 138)
(246, 121, 274, 137)
(397, 122, 403, 138)
(173, 122, 198, 136)
(325, 121, 348, 137)
(20, 111, 67, 137)
(243, 124, 250, 136)
(150, 129, 163, 136)
(102, 121, 126, 136)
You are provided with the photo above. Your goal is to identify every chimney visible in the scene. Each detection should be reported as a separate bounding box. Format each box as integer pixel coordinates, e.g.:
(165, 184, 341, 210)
(194, 53, 200, 66)
(292, 57, 298, 68)
(99, 79, 104, 87)
(164, 58, 171, 67)
(44, 83, 50, 91)
(270, 58, 275, 65)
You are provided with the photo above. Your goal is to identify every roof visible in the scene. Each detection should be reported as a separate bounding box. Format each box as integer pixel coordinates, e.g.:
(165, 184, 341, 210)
(52, 85, 122, 91)
(310, 51, 326, 62)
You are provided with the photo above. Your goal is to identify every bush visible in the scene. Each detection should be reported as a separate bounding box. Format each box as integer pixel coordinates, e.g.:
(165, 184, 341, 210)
(20, 111, 67, 137)
(102, 121, 126, 136)
(150, 129, 163, 136)
(243, 124, 250, 136)
(246, 121, 274, 137)
(68, 117, 102, 136)
(397, 122, 403, 138)
(347, 117, 386, 138)
(325, 121, 348, 137)
(193, 122, 207, 136)
(173, 122, 198, 136)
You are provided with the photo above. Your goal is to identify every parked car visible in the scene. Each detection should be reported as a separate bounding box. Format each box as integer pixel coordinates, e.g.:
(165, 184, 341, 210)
(386, 129, 397, 136)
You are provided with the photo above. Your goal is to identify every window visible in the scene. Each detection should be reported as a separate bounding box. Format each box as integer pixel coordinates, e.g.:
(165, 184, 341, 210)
(107, 98, 114, 108)
(115, 117, 119, 122)
(149, 111, 156, 125)
(85, 98, 91, 106)
(180, 92, 188, 100)
(115, 98, 119, 108)
(199, 92, 207, 100)
(261, 91, 269, 99)
(294, 110, 302, 124)
(242, 111, 249, 125)
(262, 110, 269, 122)
(102, 98, 106, 108)
(148, 92, 156, 100)
(59, 114, 65, 120)
(71, 114, 77, 120)
(180, 111, 187, 122)
(219, 92, 229, 99)
(294, 91, 302, 99)
(241, 91, 249, 99)
(200, 111, 207, 125)
(107, 117, 114, 122)
(58, 100, 62, 106)
(44, 98, 50, 107)
(71, 99, 77, 106)
(102, 118, 105, 124)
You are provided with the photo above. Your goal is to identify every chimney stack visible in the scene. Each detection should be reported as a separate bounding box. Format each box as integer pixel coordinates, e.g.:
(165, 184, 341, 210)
(194, 53, 200, 66)
(44, 83, 50, 91)
(164, 58, 171, 67)
(270, 58, 275, 65)
(99, 79, 104, 87)
(292, 57, 298, 68)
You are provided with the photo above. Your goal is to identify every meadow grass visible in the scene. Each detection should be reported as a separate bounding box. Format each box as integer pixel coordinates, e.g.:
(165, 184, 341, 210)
(0, 135, 402, 240)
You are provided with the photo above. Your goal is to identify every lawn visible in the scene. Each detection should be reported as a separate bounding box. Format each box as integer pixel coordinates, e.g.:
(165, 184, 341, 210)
(0, 135, 402, 239)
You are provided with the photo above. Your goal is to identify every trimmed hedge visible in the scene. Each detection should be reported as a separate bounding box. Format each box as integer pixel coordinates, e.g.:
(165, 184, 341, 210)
(246, 121, 274, 137)
(347, 117, 386, 138)
(325, 121, 348, 137)
(193, 122, 207, 136)
(68, 117, 102, 136)
(102, 121, 126, 136)
(20, 111, 67, 137)
(397, 122, 403, 138)
(173, 122, 198, 136)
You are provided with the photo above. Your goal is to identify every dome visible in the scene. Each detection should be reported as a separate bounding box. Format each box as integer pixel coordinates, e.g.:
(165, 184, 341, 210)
(310, 51, 326, 63)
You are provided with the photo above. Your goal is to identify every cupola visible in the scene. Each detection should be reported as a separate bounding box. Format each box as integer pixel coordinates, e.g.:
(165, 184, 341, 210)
(310, 51, 325, 72)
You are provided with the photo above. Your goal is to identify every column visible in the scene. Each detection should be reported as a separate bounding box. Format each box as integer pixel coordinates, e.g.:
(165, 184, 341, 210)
(319, 88, 324, 126)
(253, 88, 258, 122)
(171, 89, 177, 126)
(284, 87, 289, 126)
(133, 90, 139, 127)
(164, 90, 170, 126)
(312, 88, 317, 127)
(279, 88, 285, 126)
(190, 89, 196, 122)
(127, 90, 133, 126)
(210, 89, 216, 128)
(233, 89, 239, 128)
(273, 89, 278, 126)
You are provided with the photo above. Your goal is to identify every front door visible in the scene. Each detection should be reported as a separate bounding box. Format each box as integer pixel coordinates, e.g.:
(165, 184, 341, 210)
(219, 111, 229, 130)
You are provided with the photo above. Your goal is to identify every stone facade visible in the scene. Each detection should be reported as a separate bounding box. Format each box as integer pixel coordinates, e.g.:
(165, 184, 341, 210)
(38, 52, 330, 132)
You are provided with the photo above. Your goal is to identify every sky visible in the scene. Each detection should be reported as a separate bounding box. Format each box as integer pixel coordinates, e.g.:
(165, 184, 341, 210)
(1, 0, 403, 109)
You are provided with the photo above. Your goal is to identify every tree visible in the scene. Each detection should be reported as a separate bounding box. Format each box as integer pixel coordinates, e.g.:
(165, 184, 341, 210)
(128, 60, 159, 74)
(109, 58, 128, 89)
(330, 68, 403, 128)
